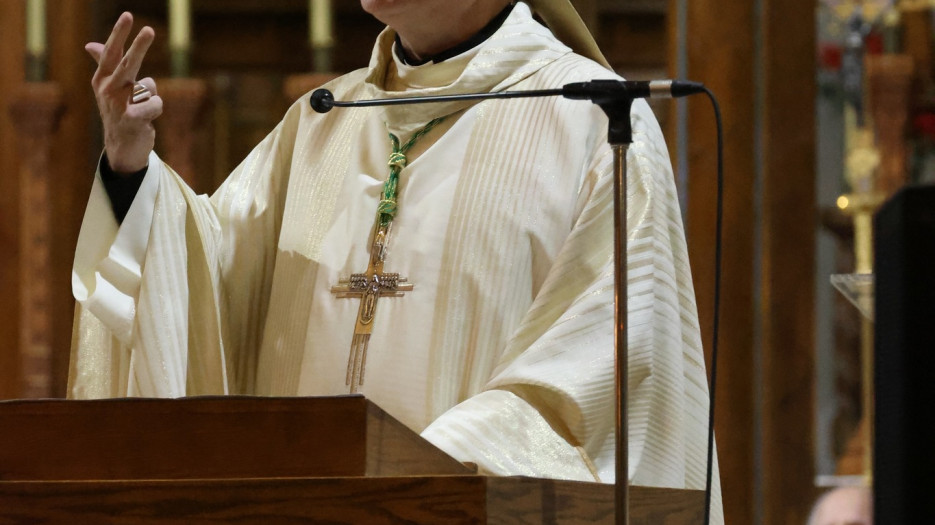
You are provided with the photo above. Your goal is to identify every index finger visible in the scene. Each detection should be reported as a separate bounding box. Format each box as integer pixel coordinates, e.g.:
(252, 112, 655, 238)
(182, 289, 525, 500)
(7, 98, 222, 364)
(98, 12, 134, 76)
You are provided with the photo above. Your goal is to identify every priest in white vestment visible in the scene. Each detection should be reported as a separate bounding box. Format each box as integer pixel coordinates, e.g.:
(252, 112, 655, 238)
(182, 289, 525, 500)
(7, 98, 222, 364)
(70, 0, 721, 521)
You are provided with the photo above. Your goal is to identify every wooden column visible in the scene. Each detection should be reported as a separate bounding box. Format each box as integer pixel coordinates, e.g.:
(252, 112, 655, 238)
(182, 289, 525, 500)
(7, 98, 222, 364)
(283, 73, 341, 103)
(902, 9, 932, 94)
(0, 0, 26, 400)
(156, 78, 209, 192)
(47, 0, 95, 399)
(679, 0, 757, 523)
(867, 55, 915, 196)
(678, 0, 818, 521)
(9, 84, 66, 399)
(760, 0, 817, 523)
(0, 0, 97, 400)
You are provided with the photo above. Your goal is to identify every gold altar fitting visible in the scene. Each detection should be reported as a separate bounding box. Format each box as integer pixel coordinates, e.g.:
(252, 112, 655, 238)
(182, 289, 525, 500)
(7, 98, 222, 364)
(836, 191, 885, 274)
(835, 137, 885, 483)
(834, 182, 881, 485)
(835, 118, 885, 484)
(898, 0, 935, 12)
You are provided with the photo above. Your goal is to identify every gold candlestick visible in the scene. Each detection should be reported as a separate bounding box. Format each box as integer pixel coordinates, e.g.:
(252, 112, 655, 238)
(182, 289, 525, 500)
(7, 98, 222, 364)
(898, 0, 935, 11)
(25, 0, 47, 81)
(309, 0, 334, 72)
(169, 0, 192, 77)
(837, 123, 884, 484)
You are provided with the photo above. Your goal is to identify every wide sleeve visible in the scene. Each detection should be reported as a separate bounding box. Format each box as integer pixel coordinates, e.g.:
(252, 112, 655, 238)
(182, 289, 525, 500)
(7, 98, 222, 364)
(68, 102, 302, 399)
(421, 101, 714, 494)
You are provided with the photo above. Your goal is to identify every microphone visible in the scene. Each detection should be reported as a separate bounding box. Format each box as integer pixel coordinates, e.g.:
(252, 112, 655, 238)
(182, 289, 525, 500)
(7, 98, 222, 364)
(562, 79, 705, 101)
(309, 79, 704, 113)
(310, 88, 336, 113)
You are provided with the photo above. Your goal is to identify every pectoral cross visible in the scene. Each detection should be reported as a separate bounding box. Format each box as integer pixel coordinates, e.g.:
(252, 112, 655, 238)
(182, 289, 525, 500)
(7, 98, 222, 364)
(331, 223, 412, 393)
(330, 116, 444, 393)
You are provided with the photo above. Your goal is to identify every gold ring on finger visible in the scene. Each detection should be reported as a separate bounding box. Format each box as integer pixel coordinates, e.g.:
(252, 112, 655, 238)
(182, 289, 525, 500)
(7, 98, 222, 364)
(132, 82, 152, 104)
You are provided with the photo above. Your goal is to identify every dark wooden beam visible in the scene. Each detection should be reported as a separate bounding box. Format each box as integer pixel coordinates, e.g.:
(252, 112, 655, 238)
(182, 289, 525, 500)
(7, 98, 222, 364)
(0, 0, 25, 400)
(47, 0, 96, 398)
(680, 0, 758, 523)
(760, 0, 818, 522)
(678, 0, 819, 522)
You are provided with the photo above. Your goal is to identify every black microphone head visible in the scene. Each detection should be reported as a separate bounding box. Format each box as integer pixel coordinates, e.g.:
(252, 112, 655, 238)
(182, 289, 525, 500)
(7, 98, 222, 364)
(310, 88, 335, 113)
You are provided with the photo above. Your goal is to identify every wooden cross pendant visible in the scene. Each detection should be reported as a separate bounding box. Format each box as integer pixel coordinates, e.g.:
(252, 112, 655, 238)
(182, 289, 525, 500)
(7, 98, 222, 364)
(330, 224, 412, 393)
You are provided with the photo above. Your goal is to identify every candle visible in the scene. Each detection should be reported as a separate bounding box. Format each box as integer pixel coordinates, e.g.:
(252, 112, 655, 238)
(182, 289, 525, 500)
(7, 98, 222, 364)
(169, 0, 191, 51)
(310, 0, 334, 48)
(26, 0, 47, 58)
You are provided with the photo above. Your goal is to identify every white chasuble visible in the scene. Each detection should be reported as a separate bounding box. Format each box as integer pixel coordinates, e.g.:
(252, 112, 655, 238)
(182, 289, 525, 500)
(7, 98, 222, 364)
(69, 4, 720, 519)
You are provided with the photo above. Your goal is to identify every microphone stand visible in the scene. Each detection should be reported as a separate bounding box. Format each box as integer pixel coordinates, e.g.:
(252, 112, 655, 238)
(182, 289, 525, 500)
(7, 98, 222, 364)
(310, 81, 688, 525)
(575, 89, 637, 525)
(615, 139, 630, 525)
(596, 96, 636, 525)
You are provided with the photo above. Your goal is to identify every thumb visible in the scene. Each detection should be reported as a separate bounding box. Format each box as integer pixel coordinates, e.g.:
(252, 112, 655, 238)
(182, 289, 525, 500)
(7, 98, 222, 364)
(85, 42, 104, 64)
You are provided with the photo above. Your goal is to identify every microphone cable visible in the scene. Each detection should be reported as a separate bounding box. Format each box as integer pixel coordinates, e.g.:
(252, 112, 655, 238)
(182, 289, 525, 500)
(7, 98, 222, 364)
(701, 86, 724, 525)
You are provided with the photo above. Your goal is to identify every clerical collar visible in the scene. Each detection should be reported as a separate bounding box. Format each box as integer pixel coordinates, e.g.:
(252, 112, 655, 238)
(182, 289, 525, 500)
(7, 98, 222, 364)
(393, 3, 515, 66)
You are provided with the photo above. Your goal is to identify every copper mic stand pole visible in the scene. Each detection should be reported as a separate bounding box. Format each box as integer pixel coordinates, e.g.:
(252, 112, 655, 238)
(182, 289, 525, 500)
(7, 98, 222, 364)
(611, 142, 630, 525)
(594, 95, 636, 525)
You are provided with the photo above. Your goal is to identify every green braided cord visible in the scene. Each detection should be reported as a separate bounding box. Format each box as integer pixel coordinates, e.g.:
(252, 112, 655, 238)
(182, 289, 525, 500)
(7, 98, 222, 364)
(378, 116, 446, 225)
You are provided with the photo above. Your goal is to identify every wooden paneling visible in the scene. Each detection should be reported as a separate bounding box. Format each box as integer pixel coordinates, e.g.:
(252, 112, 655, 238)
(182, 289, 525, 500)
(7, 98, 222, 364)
(0, 0, 96, 400)
(92, 1, 384, 76)
(0, 0, 25, 400)
(47, 0, 96, 399)
(0, 2, 385, 399)
(0, 477, 489, 525)
(0, 478, 702, 524)
(678, 0, 819, 522)
(9, 84, 65, 399)
(91, 0, 384, 196)
(0, 397, 704, 523)
(681, 0, 758, 523)
(760, 0, 818, 522)
(0, 397, 470, 481)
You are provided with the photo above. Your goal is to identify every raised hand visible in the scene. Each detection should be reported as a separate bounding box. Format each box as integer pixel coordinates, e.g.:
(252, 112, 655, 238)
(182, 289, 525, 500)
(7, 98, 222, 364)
(86, 12, 162, 174)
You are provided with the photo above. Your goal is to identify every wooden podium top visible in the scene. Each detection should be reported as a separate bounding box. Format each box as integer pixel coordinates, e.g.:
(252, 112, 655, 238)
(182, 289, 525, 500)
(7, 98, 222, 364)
(0, 395, 470, 481)
(0, 396, 704, 523)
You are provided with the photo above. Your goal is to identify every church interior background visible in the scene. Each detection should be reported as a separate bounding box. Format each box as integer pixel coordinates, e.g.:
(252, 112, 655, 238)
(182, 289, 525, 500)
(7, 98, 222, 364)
(1, 0, 931, 523)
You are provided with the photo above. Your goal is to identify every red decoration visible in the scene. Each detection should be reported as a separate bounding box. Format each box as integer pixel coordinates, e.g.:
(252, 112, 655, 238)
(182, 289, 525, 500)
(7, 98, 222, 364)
(820, 43, 843, 71)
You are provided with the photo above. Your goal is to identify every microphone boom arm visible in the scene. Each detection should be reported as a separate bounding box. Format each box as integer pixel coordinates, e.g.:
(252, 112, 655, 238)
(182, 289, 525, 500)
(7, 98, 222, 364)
(309, 79, 703, 114)
(310, 87, 565, 112)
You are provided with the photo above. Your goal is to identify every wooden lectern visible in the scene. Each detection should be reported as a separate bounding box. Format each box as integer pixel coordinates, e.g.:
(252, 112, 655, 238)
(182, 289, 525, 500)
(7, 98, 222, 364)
(0, 396, 702, 523)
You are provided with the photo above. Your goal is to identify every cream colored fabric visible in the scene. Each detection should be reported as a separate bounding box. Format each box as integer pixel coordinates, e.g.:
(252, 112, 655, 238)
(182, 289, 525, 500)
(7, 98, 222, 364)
(70, 4, 721, 521)
(522, 0, 611, 68)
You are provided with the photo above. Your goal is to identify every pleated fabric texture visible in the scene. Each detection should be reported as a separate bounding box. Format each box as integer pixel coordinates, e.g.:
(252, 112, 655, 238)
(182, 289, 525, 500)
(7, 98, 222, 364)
(69, 4, 721, 521)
